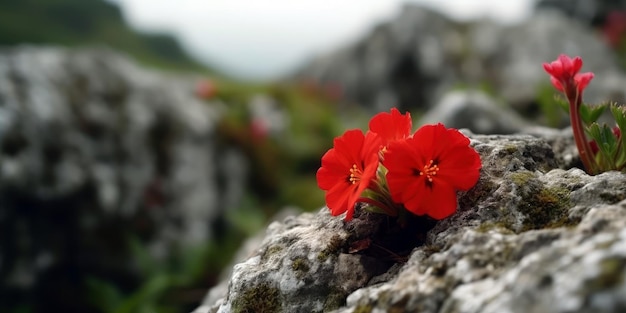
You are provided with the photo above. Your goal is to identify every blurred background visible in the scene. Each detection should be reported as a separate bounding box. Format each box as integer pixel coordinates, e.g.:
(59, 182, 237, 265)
(1, 0, 626, 312)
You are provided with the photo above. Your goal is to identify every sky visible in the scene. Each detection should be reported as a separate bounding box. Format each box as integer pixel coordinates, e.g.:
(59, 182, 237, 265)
(109, 0, 534, 80)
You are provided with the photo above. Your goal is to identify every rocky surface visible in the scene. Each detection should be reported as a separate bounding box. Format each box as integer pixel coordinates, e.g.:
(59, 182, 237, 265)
(0, 45, 245, 309)
(294, 4, 626, 116)
(418, 90, 530, 134)
(535, 0, 626, 25)
(196, 129, 626, 313)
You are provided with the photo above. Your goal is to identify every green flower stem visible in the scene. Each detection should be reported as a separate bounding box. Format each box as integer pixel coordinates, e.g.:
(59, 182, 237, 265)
(357, 197, 398, 216)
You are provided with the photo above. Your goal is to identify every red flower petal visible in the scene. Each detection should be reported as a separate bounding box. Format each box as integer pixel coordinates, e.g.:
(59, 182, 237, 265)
(384, 123, 481, 220)
(574, 72, 594, 93)
(368, 108, 412, 146)
(316, 129, 382, 221)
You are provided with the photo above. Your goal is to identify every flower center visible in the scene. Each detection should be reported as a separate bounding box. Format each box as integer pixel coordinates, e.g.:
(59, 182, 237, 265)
(420, 159, 439, 182)
(349, 164, 362, 184)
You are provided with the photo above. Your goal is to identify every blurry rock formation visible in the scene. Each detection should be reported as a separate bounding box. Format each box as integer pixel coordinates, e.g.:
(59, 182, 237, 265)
(0, 46, 238, 311)
(294, 4, 626, 124)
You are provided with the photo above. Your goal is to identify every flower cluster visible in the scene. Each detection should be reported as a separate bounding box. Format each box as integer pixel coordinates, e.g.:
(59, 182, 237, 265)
(316, 109, 482, 221)
(543, 54, 626, 174)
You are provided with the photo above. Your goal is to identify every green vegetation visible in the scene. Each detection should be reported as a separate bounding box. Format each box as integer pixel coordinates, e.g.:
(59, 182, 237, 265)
(317, 234, 345, 261)
(585, 256, 626, 291)
(0, 1, 375, 313)
(0, 0, 213, 73)
(232, 283, 282, 313)
(508, 171, 579, 232)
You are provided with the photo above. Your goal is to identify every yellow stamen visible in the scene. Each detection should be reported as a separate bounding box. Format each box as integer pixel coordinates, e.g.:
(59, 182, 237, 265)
(420, 159, 439, 182)
(349, 164, 362, 184)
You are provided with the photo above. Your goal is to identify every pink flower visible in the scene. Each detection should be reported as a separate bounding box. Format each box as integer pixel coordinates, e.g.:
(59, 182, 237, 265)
(543, 54, 594, 95)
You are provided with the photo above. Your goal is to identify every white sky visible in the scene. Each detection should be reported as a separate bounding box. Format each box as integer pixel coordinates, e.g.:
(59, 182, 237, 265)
(109, 0, 534, 80)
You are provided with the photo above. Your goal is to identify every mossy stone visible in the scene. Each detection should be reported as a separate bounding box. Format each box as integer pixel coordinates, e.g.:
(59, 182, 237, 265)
(232, 283, 281, 313)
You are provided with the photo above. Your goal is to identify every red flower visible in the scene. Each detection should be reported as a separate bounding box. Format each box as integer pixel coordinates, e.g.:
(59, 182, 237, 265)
(384, 123, 481, 219)
(195, 79, 217, 99)
(543, 54, 594, 95)
(369, 108, 412, 146)
(316, 130, 382, 221)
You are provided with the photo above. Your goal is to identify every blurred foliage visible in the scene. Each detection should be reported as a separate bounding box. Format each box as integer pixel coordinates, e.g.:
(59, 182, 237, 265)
(77, 79, 362, 313)
(0, 1, 377, 312)
(0, 0, 214, 73)
(536, 83, 568, 128)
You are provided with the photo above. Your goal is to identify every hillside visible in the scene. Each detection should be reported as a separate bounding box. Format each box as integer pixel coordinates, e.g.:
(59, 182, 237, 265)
(0, 0, 213, 73)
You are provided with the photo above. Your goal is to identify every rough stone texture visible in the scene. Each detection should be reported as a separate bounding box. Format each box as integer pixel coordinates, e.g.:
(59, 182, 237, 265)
(535, 0, 626, 24)
(295, 4, 626, 116)
(418, 90, 531, 134)
(196, 130, 626, 313)
(0, 46, 243, 308)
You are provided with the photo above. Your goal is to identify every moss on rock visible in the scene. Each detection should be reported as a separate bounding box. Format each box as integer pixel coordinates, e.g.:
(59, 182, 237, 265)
(232, 283, 281, 313)
(519, 185, 575, 231)
(317, 234, 344, 261)
(291, 257, 310, 279)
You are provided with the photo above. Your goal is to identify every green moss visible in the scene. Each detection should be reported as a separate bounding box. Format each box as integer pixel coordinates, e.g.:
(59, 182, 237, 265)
(586, 256, 626, 291)
(475, 221, 515, 234)
(509, 170, 536, 186)
(352, 304, 374, 313)
(318, 234, 344, 261)
(291, 257, 310, 278)
(323, 287, 348, 311)
(232, 283, 281, 313)
(505, 170, 580, 232)
(262, 245, 283, 261)
(519, 185, 575, 231)
(504, 144, 519, 154)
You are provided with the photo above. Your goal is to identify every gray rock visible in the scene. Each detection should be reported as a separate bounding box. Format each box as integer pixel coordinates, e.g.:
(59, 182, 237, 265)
(419, 90, 530, 134)
(535, 0, 626, 24)
(198, 130, 626, 313)
(490, 10, 625, 111)
(0, 45, 245, 306)
(295, 4, 460, 112)
(295, 4, 626, 120)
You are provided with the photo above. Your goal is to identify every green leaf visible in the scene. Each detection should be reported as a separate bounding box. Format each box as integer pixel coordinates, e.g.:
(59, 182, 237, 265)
(610, 104, 626, 171)
(555, 94, 570, 113)
(580, 103, 608, 125)
(611, 104, 626, 131)
(587, 122, 618, 170)
(85, 277, 124, 312)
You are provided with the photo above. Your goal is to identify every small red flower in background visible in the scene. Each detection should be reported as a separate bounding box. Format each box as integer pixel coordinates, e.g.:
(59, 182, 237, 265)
(543, 54, 594, 96)
(369, 108, 412, 146)
(195, 79, 217, 99)
(602, 11, 626, 48)
(316, 130, 382, 221)
(384, 123, 481, 220)
(250, 118, 270, 141)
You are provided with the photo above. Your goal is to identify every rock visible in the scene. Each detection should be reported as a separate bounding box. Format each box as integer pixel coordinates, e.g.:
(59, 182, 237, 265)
(294, 4, 460, 112)
(0, 45, 243, 309)
(488, 10, 625, 112)
(419, 90, 530, 134)
(535, 0, 626, 25)
(197, 129, 626, 313)
(295, 4, 626, 120)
